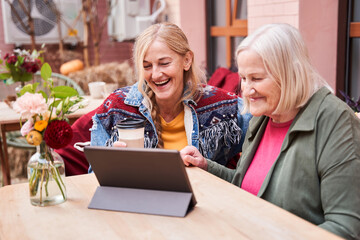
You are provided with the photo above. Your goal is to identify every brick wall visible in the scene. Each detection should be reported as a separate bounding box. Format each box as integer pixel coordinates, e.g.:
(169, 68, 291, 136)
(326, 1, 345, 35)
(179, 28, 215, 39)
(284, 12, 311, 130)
(247, 0, 338, 91)
(248, 0, 299, 33)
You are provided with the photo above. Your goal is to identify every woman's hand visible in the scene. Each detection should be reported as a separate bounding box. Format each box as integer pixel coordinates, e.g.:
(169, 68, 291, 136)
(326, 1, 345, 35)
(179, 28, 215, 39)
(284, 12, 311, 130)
(180, 146, 208, 170)
(113, 141, 127, 147)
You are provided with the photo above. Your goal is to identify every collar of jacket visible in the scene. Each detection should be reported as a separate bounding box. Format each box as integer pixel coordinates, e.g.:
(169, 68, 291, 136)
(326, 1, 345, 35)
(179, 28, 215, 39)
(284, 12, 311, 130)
(242, 87, 332, 197)
(247, 87, 331, 142)
(123, 82, 197, 108)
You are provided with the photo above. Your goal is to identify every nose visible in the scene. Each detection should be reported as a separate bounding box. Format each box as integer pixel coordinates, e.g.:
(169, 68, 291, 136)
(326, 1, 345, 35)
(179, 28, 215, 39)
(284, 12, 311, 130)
(151, 65, 162, 80)
(241, 79, 256, 97)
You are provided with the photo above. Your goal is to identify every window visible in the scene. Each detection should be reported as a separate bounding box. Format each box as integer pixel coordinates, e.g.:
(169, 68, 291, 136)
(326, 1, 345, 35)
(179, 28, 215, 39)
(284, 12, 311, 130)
(338, 0, 360, 99)
(206, 0, 247, 75)
(348, 0, 360, 99)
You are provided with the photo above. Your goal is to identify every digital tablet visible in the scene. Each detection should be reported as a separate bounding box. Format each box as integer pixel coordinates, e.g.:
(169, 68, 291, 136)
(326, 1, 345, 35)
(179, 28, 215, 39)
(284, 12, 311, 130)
(84, 146, 197, 217)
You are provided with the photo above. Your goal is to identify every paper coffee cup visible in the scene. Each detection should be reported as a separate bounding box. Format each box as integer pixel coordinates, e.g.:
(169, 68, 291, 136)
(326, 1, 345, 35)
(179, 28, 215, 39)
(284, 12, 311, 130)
(116, 118, 145, 148)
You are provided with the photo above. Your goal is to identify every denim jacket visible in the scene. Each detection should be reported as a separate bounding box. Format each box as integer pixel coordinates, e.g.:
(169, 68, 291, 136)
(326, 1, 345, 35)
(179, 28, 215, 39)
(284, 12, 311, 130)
(91, 83, 252, 165)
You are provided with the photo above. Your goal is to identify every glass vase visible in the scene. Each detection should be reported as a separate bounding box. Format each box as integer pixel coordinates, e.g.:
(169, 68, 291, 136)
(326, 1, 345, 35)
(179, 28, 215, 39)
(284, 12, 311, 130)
(27, 141, 67, 206)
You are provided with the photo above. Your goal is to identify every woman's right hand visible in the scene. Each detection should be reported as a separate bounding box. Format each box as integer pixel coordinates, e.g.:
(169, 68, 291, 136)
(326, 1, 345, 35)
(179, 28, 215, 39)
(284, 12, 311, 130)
(180, 146, 208, 170)
(113, 141, 127, 147)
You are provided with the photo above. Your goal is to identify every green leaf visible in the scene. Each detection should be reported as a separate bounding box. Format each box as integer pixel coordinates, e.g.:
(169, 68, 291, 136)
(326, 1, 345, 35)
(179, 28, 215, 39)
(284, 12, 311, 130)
(19, 84, 35, 96)
(41, 63, 52, 81)
(20, 72, 33, 83)
(52, 86, 78, 98)
(37, 90, 47, 99)
(16, 56, 24, 66)
(38, 56, 44, 64)
(49, 99, 61, 108)
(32, 82, 40, 90)
(18, 82, 41, 96)
(0, 72, 11, 80)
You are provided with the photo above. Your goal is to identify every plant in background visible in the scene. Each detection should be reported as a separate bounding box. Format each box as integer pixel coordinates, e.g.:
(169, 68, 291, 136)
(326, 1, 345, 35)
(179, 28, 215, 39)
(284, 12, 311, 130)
(13, 62, 85, 206)
(339, 90, 360, 119)
(0, 48, 43, 86)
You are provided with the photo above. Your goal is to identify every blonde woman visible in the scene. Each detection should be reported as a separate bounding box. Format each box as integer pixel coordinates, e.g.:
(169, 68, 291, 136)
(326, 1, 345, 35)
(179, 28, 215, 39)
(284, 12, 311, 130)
(90, 22, 252, 166)
(181, 23, 360, 239)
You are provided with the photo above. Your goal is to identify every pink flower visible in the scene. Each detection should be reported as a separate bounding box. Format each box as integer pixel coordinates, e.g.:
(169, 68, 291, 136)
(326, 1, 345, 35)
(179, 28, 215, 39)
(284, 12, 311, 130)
(13, 92, 48, 119)
(20, 119, 34, 136)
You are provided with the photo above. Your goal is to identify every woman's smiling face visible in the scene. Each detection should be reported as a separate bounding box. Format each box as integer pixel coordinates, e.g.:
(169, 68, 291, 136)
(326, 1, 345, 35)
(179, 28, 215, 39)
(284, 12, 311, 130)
(238, 49, 281, 120)
(143, 39, 191, 106)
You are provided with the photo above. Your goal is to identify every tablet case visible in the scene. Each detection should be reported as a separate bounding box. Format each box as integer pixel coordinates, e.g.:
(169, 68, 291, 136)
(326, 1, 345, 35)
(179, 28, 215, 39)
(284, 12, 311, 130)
(84, 146, 197, 217)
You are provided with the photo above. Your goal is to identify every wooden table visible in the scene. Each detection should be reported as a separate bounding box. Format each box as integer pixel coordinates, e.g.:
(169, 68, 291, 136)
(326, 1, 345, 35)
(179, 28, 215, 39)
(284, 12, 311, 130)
(0, 97, 104, 186)
(0, 167, 342, 240)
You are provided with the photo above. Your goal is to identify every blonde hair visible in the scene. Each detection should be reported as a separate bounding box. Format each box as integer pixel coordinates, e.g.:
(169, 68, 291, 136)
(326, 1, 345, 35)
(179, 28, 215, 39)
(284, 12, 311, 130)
(133, 22, 206, 147)
(236, 23, 332, 114)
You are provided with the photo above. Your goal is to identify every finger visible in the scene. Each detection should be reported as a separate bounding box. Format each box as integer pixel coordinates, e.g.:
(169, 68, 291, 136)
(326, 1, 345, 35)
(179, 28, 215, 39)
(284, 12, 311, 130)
(182, 155, 194, 166)
(180, 146, 198, 158)
(113, 141, 127, 147)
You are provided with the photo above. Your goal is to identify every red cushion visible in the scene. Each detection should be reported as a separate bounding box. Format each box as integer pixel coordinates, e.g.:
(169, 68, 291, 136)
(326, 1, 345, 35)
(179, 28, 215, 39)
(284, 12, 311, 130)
(208, 67, 241, 96)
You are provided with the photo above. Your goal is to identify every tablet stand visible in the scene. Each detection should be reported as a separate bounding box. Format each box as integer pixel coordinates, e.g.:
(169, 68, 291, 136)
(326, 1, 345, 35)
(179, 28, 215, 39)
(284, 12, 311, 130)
(88, 186, 194, 217)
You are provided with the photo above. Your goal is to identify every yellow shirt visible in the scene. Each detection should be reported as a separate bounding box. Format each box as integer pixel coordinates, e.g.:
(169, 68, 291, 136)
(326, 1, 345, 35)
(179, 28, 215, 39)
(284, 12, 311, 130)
(160, 110, 188, 151)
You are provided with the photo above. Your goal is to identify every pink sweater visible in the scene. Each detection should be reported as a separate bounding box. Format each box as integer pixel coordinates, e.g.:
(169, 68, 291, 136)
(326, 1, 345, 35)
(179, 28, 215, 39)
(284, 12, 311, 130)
(241, 119, 293, 195)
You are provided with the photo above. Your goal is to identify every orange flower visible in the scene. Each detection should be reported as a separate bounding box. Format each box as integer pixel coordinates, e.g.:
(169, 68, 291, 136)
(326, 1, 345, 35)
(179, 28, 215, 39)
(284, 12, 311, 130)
(34, 120, 48, 132)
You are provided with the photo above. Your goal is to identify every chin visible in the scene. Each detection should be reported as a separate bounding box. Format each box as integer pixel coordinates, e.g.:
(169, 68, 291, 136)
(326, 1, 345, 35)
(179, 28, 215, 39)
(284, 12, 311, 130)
(156, 94, 172, 101)
(249, 110, 263, 117)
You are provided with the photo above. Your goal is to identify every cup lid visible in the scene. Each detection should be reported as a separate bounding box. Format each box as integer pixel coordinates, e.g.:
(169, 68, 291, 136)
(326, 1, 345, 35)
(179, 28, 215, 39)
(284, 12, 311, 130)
(116, 118, 145, 129)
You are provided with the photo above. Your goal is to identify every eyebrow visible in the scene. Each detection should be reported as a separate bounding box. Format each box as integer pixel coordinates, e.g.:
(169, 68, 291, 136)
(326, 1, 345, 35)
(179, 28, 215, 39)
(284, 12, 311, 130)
(143, 57, 172, 63)
(238, 70, 267, 76)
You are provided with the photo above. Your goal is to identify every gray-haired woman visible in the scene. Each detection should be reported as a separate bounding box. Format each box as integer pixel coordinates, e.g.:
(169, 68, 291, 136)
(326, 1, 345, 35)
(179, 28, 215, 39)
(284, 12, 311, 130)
(181, 23, 360, 239)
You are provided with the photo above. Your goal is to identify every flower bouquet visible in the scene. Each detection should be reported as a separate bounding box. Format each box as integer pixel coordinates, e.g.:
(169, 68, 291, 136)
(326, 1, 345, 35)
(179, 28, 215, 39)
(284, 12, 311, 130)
(13, 62, 84, 206)
(0, 48, 43, 86)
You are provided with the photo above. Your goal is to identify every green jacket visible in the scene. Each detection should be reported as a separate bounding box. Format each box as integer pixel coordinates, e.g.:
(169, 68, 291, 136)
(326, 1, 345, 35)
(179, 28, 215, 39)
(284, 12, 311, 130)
(207, 87, 360, 239)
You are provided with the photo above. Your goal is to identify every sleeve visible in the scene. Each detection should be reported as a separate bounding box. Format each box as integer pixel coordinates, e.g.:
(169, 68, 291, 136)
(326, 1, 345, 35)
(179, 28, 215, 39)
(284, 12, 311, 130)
(218, 97, 251, 167)
(207, 159, 237, 183)
(316, 108, 360, 239)
(90, 114, 111, 147)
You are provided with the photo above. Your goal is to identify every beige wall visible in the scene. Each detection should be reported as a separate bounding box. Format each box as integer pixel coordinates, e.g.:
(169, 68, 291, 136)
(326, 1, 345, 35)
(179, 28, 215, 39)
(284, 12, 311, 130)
(164, 0, 207, 71)
(179, 0, 207, 70)
(248, 0, 299, 32)
(299, 0, 338, 91)
(247, 0, 338, 91)
(162, 0, 181, 25)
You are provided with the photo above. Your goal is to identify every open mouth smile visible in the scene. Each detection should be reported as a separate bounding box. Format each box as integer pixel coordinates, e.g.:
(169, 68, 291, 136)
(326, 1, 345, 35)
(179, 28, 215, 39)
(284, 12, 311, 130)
(154, 78, 170, 86)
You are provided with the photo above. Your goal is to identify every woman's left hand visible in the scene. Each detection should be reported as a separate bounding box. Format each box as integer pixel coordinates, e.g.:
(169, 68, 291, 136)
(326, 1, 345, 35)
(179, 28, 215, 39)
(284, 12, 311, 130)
(180, 146, 208, 170)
